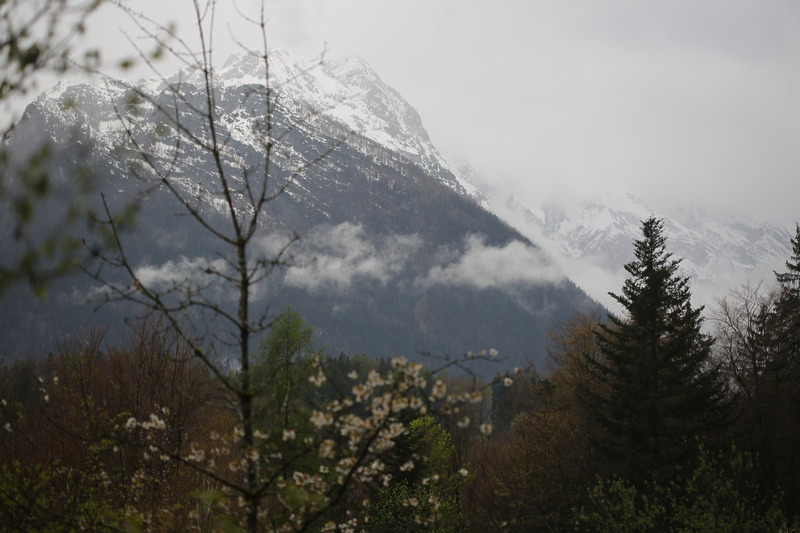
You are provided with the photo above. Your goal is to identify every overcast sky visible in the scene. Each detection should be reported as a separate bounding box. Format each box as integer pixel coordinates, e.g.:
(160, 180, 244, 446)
(86, 1, 800, 227)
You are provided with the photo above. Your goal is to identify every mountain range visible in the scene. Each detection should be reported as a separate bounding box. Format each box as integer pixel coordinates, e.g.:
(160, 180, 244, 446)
(461, 170, 794, 311)
(3, 49, 790, 372)
(0, 50, 599, 374)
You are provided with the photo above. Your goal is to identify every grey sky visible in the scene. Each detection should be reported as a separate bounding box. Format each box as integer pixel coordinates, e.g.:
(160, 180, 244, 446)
(87, 1, 800, 227)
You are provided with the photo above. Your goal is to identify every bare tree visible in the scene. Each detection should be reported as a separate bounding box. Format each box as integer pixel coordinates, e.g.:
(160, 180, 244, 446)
(70, 1, 494, 530)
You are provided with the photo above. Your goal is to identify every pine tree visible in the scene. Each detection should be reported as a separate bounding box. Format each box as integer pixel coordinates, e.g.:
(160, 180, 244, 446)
(583, 217, 728, 483)
(761, 223, 800, 508)
(773, 224, 800, 365)
(775, 224, 800, 290)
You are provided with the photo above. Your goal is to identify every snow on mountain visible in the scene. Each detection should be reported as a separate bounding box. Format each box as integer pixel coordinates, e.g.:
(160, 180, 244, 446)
(213, 50, 473, 196)
(3, 51, 601, 370)
(462, 179, 795, 311)
(28, 49, 479, 203)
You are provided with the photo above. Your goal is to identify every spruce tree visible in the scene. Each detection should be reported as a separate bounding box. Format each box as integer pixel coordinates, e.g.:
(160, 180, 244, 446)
(775, 224, 800, 290)
(763, 223, 800, 506)
(773, 224, 800, 364)
(584, 217, 728, 483)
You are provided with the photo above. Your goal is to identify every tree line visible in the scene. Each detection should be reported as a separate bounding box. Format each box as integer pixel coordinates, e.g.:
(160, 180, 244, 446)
(2, 218, 800, 531)
(464, 218, 800, 531)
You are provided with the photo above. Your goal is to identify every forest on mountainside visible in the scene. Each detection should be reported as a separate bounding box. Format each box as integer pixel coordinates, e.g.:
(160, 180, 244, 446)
(3, 220, 800, 531)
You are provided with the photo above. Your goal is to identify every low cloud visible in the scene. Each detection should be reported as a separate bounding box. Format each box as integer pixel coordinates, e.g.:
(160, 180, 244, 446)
(277, 223, 422, 292)
(418, 235, 565, 290)
(134, 256, 230, 291)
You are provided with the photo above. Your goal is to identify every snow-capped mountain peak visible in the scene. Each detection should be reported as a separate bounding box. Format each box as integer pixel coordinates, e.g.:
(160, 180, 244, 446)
(214, 49, 456, 182)
(27, 49, 476, 200)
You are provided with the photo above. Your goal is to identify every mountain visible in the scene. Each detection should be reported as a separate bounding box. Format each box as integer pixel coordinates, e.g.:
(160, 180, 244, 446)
(465, 181, 794, 310)
(0, 50, 600, 373)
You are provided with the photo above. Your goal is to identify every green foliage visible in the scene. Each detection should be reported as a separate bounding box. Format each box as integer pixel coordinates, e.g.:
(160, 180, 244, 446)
(252, 307, 318, 435)
(578, 447, 791, 532)
(370, 415, 464, 532)
(0, 459, 123, 531)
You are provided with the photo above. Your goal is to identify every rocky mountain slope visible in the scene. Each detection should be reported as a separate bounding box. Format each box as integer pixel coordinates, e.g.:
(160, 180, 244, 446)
(0, 51, 600, 373)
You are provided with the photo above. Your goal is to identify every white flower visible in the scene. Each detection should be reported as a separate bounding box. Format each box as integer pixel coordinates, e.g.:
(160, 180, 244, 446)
(430, 380, 447, 399)
(469, 391, 483, 404)
(399, 460, 414, 472)
(391, 355, 407, 368)
(143, 413, 166, 430)
(4, 423, 11, 432)
(479, 423, 493, 436)
(319, 439, 335, 459)
(352, 383, 369, 402)
(310, 410, 333, 429)
(503, 377, 513, 387)
(347, 370, 358, 380)
(489, 348, 499, 357)
(125, 417, 138, 431)
(282, 429, 296, 441)
(459, 468, 469, 477)
(309, 371, 327, 387)
(457, 416, 470, 429)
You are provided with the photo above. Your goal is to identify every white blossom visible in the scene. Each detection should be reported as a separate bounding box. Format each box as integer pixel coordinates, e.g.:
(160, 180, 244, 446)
(391, 355, 407, 368)
(310, 410, 333, 429)
(319, 439, 335, 459)
(309, 371, 327, 387)
(430, 380, 447, 399)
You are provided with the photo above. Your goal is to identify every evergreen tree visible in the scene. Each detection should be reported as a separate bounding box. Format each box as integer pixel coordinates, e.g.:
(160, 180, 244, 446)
(775, 224, 800, 290)
(584, 217, 729, 483)
(761, 223, 800, 511)
(772, 224, 800, 366)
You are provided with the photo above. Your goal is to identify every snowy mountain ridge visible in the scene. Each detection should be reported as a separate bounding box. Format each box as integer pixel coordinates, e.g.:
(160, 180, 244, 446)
(3, 51, 602, 368)
(189, 49, 469, 195)
(31, 49, 476, 202)
(462, 179, 795, 310)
